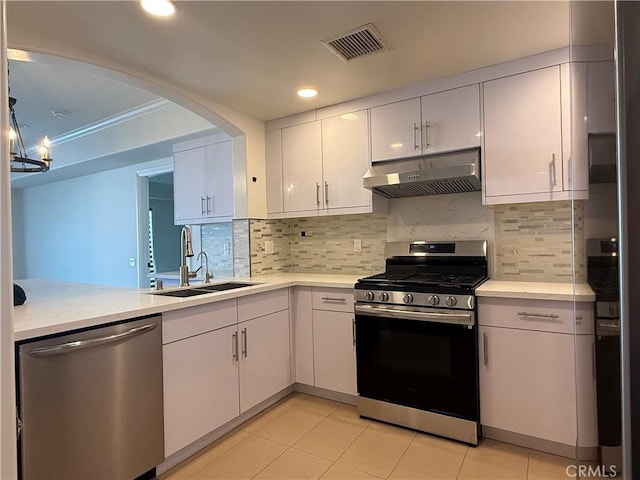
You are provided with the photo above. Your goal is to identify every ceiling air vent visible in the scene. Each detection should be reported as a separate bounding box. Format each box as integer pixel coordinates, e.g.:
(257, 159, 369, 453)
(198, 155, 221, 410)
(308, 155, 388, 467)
(322, 24, 390, 62)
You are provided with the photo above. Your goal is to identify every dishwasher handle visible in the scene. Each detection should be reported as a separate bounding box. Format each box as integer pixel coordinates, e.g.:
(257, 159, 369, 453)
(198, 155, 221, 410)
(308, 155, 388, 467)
(28, 323, 158, 357)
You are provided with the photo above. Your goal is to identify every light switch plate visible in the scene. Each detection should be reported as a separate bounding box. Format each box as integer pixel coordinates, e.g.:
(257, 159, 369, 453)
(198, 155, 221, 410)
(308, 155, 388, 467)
(129, 257, 136, 267)
(354, 239, 362, 253)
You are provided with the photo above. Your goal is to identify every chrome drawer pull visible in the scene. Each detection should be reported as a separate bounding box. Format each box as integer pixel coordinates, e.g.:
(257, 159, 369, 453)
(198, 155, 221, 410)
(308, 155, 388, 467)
(322, 297, 346, 303)
(517, 312, 560, 320)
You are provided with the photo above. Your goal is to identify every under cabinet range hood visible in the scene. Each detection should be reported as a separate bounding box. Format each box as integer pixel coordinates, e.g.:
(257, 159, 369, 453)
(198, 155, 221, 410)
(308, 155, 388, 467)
(363, 148, 481, 198)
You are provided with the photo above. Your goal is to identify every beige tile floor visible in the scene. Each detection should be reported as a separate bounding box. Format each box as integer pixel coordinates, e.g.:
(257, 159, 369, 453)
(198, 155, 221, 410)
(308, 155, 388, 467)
(160, 393, 603, 480)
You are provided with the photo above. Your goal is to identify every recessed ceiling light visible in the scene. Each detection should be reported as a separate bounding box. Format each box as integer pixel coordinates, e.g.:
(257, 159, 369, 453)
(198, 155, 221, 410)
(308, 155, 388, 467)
(297, 88, 318, 98)
(140, 0, 175, 17)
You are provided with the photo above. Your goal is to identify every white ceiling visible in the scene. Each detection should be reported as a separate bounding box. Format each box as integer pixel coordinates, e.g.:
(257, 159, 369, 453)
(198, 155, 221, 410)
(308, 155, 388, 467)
(6, 1, 614, 172)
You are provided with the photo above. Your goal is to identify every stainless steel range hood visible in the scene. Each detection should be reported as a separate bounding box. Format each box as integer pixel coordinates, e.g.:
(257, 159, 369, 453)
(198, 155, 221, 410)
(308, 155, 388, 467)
(363, 148, 481, 198)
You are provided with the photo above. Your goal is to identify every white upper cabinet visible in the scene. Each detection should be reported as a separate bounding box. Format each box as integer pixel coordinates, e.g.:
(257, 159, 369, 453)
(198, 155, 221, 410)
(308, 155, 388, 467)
(420, 84, 481, 155)
(265, 129, 284, 215)
(282, 121, 323, 213)
(371, 98, 422, 162)
(268, 112, 387, 219)
(587, 61, 616, 134)
(173, 137, 234, 224)
(483, 66, 564, 201)
(370, 86, 481, 163)
(483, 64, 588, 204)
(321, 110, 372, 211)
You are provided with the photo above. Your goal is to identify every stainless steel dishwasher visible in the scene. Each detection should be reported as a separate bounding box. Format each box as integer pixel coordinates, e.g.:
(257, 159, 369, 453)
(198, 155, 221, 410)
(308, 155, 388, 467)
(17, 315, 164, 480)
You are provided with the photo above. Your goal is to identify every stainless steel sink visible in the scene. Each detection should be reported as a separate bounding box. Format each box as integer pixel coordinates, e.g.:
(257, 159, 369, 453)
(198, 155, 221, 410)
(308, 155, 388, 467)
(151, 282, 259, 297)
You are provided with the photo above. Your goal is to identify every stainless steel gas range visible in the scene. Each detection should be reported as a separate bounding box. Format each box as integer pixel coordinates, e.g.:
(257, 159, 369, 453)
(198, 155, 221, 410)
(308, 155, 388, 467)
(354, 240, 488, 445)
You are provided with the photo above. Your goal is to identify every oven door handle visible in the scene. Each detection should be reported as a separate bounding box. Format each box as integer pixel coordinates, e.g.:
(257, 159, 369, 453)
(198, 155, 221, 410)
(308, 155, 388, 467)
(355, 304, 474, 326)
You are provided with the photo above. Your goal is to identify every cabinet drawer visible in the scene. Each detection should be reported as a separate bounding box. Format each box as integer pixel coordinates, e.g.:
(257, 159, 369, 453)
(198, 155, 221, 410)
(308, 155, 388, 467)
(312, 288, 354, 312)
(478, 297, 594, 334)
(238, 288, 289, 322)
(162, 299, 238, 344)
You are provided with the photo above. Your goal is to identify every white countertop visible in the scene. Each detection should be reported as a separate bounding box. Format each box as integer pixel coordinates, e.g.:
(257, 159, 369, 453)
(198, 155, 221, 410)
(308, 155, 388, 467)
(13, 275, 595, 341)
(476, 280, 595, 302)
(13, 273, 361, 341)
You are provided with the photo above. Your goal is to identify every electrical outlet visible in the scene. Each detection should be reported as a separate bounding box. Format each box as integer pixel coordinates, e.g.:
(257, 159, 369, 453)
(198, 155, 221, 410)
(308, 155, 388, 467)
(265, 240, 274, 254)
(129, 257, 136, 267)
(354, 239, 362, 253)
(224, 242, 231, 255)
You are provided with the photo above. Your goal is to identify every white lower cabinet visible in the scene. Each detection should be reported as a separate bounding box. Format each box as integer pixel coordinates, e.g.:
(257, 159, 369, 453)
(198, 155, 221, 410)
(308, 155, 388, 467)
(312, 309, 357, 395)
(478, 296, 598, 456)
(479, 325, 577, 446)
(163, 323, 239, 457)
(292, 287, 314, 386)
(311, 287, 357, 395)
(239, 310, 291, 412)
(162, 289, 292, 459)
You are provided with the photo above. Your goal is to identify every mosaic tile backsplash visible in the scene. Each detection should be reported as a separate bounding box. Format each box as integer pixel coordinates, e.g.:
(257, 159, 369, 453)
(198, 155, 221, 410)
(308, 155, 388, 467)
(249, 214, 387, 276)
(493, 201, 585, 283)
(199, 195, 588, 283)
(200, 222, 233, 277)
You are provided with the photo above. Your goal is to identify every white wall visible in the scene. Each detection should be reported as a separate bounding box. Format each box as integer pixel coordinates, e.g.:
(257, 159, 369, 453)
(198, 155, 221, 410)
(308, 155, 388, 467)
(13, 157, 171, 287)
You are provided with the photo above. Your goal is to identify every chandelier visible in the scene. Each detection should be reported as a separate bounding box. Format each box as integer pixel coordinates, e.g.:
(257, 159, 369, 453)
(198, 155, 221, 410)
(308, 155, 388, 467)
(9, 96, 51, 173)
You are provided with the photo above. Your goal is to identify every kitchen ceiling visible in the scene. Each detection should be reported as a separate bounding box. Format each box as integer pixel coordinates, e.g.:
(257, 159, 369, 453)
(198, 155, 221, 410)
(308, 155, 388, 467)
(6, 1, 613, 160)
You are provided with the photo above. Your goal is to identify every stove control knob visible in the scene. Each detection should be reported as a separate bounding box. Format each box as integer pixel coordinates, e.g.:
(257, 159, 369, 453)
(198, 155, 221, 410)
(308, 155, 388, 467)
(445, 296, 457, 307)
(379, 292, 389, 302)
(428, 295, 440, 306)
(402, 293, 414, 304)
(365, 291, 375, 301)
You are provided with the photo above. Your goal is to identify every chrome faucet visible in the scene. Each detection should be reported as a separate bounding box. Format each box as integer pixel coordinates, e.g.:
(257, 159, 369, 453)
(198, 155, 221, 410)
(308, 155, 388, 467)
(179, 226, 195, 287)
(196, 251, 213, 284)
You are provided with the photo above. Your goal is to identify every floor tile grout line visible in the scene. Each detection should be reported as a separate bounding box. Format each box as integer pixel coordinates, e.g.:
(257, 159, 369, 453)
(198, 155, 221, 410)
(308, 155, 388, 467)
(331, 416, 375, 467)
(454, 443, 470, 480)
(383, 431, 416, 479)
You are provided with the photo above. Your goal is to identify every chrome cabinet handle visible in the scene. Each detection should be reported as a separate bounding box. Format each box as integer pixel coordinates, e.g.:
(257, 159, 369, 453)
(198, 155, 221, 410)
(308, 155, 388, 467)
(352, 317, 356, 346)
(517, 312, 560, 320)
(201, 196, 206, 215)
(206, 195, 212, 214)
(424, 122, 431, 148)
(29, 324, 157, 357)
(483, 332, 488, 367)
(592, 341, 596, 379)
(322, 297, 346, 303)
(241, 328, 248, 357)
(232, 331, 238, 361)
(413, 123, 420, 150)
(324, 181, 329, 206)
(550, 153, 557, 186)
(316, 182, 320, 207)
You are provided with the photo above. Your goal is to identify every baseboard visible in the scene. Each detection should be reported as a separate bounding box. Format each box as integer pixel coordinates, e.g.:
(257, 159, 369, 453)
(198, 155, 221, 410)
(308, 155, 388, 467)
(157, 385, 295, 475)
(482, 425, 598, 461)
(293, 383, 358, 405)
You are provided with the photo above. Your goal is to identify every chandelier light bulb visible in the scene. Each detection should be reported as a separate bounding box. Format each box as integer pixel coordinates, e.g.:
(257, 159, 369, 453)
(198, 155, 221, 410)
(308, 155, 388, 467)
(39, 136, 51, 160)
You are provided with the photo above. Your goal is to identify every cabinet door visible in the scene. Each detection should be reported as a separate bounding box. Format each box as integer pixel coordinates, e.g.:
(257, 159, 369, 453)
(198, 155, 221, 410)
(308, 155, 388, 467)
(370, 98, 422, 162)
(420, 84, 481, 154)
(163, 324, 240, 457)
(483, 66, 563, 197)
(265, 129, 284, 214)
(313, 310, 357, 395)
(587, 61, 616, 134)
(204, 140, 234, 218)
(321, 110, 372, 210)
(173, 146, 207, 224)
(282, 122, 323, 212)
(239, 310, 291, 412)
(479, 326, 576, 446)
(293, 287, 314, 385)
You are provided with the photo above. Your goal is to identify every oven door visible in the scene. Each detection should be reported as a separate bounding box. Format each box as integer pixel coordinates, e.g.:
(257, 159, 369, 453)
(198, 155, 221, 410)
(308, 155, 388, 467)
(354, 303, 479, 422)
